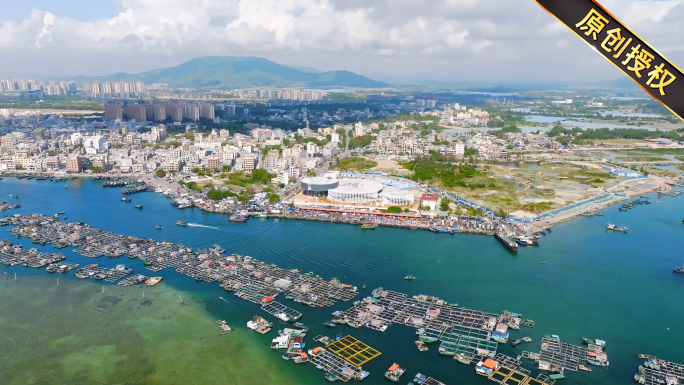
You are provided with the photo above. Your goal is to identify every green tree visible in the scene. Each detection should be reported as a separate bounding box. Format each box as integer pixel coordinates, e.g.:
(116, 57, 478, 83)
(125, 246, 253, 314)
(155, 169, 167, 178)
(89, 166, 103, 173)
(440, 198, 452, 212)
(268, 193, 281, 203)
(386, 206, 402, 213)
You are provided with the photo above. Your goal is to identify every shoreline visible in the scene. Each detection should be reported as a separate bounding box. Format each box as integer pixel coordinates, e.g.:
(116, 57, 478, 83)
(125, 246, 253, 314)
(2, 171, 678, 235)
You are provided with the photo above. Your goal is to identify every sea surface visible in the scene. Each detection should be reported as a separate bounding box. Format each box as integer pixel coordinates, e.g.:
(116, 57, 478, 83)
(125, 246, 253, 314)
(1, 177, 684, 385)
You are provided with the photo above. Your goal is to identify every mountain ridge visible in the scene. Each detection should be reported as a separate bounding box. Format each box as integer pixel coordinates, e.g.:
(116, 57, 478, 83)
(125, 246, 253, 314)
(74, 56, 388, 89)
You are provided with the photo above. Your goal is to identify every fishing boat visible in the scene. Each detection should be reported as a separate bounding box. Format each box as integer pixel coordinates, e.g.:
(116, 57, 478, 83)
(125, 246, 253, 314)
(361, 223, 376, 229)
(404, 275, 415, 281)
(9, 194, 18, 198)
(511, 339, 522, 346)
(606, 223, 628, 232)
(673, 264, 684, 273)
(145, 277, 163, 286)
(155, 225, 163, 229)
(515, 236, 539, 246)
(176, 221, 188, 226)
(384, 363, 406, 382)
(121, 198, 132, 202)
(229, 214, 248, 222)
(582, 337, 595, 345)
(324, 321, 336, 328)
(134, 205, 143, 209)
(57, 211, 65, 214)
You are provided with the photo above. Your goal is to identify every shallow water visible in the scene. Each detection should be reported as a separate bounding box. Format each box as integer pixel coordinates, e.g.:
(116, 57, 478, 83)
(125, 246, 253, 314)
(1, 177, 684, 384)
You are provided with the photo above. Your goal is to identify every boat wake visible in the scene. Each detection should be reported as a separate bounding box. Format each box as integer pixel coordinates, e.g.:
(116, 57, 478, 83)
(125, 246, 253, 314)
(187, 223, 218, 229)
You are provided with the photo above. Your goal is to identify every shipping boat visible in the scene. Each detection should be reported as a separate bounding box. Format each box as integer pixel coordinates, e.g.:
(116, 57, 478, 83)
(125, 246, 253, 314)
(176, 221, 188, 226)
(404, 275, 415, 281)
(121, 198, 132, 202)
(361, 223, 376, 229)
(155, 225, 163, 229)
(495, 231, 519, 252)
(673, 264, 684, 273)
(134, 205, 143, 209)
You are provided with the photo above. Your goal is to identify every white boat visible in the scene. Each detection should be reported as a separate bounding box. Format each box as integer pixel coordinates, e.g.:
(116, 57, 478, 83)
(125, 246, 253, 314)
(606, 223, 627, 232)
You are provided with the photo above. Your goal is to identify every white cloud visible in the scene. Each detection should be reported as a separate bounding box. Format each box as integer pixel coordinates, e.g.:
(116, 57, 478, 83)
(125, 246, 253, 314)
(0, 0, 682, 82)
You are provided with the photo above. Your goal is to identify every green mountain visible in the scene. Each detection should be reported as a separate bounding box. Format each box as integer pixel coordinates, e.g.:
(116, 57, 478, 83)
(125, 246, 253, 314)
(76, 56, 388, 88)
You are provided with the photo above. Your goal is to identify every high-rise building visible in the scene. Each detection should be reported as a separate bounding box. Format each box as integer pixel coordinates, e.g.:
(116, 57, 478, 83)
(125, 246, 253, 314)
(183, 104, 199, 121)
(168, 105, 183, 122)
(66, 156, 86, 173)
(124, 104, 146, 122)
(153, 105, 166, 122)
(242, 154, 256, 173)
(104, 103, 123, 121)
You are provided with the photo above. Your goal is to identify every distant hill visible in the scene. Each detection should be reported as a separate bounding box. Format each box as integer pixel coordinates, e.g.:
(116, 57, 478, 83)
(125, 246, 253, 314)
(75, 56, 388, 88)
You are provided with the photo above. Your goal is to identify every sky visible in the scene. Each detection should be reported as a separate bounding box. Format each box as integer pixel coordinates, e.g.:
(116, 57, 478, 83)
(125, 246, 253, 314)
(0, 0, 683, 83)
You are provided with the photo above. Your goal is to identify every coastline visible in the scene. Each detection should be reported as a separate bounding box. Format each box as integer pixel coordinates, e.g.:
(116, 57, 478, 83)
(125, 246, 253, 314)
(1, 171, 679, 235)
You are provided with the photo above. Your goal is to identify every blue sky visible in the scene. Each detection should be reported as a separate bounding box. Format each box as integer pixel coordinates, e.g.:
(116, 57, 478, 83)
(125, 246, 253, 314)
(0, 0, 682, 82)
(0, 0, 120, 22)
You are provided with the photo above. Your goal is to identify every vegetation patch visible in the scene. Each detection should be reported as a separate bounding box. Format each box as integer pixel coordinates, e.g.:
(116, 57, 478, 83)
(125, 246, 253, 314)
(335, 157, 378, 171)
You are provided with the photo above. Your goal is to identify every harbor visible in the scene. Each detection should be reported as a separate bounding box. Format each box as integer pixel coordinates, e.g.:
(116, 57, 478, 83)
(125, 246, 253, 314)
(1, 176, 684, 385)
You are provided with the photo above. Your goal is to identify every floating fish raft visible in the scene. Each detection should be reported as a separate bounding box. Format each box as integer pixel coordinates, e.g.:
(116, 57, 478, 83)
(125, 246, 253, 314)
(634, 357, 684, 384)
(0, 214, 360, 324)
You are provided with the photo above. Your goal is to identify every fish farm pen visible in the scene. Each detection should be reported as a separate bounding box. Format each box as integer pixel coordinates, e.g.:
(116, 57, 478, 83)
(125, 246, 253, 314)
(325, 335, 381, 367)
(0, 214, 359, 323)
(634, 357, 684, 384)
(117, 274, 148, 287)
(261, 301, 302, 322)
(487, 365, 555, 385)
(0, 213, 636, 385)
(0, 240, 65, 267)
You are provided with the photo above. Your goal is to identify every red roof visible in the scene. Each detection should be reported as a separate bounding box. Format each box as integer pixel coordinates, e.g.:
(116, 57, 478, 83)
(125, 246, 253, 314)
(421, 194, 438, 201)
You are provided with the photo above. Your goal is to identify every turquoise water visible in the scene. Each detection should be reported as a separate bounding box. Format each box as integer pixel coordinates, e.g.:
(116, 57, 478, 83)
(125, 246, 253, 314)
(1, 177, 684, 384)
